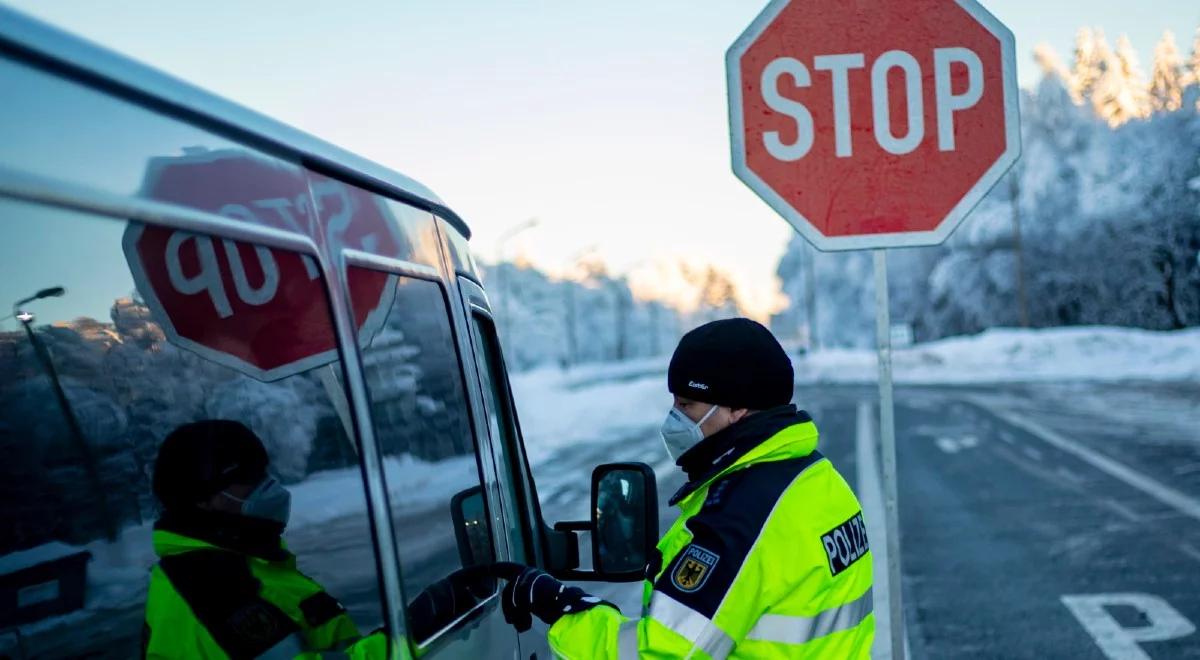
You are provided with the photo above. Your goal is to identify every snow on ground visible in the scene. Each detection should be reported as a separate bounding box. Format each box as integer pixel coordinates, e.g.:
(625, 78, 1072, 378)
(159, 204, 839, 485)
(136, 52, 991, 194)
(7, 325, 1193, 646)
(510, 326, 1200, 465)
(795, 326, 1200, 385)
(510, 357, 671, 467)
(290, 453, 479, 528)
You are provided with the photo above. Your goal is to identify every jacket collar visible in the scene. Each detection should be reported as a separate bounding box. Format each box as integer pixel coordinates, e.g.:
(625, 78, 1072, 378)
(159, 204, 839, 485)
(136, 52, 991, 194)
(154, 509, 290, 562)
(670, 405, 817, 506)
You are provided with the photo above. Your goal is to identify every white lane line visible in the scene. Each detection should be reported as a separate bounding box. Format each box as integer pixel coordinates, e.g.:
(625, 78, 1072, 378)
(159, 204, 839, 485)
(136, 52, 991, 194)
(856, 401, 911, 660)
(935, 437, 959, 454)
(1180, 543, 1200, 564)
(1055, 466, 1086, 486)
(969, 399, 1200, 525)
(1174, 462, 1200, 477)
(1101, 498, 1142, 523)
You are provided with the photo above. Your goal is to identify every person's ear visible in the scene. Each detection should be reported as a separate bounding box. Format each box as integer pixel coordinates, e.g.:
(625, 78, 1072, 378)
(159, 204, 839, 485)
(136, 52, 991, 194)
(730, 408, 752, 424)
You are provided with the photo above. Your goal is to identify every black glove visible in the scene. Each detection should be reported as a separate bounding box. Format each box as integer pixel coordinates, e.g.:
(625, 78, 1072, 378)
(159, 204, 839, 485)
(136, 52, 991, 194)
(491, 562, 615, 633)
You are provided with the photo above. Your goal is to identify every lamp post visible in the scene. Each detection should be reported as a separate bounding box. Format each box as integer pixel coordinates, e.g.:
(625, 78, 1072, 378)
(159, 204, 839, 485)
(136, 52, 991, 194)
(562, 245, 597, 367)
(494, 218, 540, 342)
(14, 287, 117, 540)
(803, 242, 819, 351)
(1009, 166, 1030, 328)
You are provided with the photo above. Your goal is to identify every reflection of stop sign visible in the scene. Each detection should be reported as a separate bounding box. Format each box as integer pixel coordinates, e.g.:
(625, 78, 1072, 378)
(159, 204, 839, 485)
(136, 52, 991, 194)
(123, 150, 400, 380)
(727, 0, 1019, 250)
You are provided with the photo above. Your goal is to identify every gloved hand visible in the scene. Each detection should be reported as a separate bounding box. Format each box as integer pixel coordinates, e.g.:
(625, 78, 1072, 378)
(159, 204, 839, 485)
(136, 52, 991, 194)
(490, 562, 616, 633)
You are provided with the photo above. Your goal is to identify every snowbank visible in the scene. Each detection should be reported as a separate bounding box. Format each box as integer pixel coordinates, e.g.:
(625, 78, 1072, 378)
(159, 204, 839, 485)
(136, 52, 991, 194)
(289, 453, 479, 528)
(795, 326, 1200, 385)
(510, 326, 1199, 466)
(510, 358, 671, 466)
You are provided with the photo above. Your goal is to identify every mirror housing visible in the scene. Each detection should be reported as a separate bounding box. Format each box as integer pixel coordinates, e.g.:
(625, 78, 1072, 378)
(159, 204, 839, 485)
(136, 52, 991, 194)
(548, 462, 659, 582)
(450, 485, 495, 568)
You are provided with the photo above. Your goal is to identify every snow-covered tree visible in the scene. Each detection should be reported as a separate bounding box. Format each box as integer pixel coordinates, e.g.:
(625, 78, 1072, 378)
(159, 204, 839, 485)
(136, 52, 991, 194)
(772, 41, 1200, 344)
(1184, 28, 1200, 110)
(1092, 33, 1150, 126)
(1186, 27, 1200, 88)
(484, 259, 689, 370)
(684, 263, 743, 325)
(1069, 27, 1103, 104)
(1149, 31, 1184, 113)
(1034, 43, 1070, 82)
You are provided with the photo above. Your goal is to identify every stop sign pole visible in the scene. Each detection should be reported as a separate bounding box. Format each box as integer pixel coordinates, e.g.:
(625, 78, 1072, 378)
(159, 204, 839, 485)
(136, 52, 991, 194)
(727, 1, 1020, 657)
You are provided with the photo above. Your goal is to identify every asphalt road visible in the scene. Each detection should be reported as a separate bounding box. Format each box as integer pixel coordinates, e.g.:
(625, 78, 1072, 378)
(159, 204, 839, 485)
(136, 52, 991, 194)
(7, 380, 1195, 659)
(537, 381, 1200, 659)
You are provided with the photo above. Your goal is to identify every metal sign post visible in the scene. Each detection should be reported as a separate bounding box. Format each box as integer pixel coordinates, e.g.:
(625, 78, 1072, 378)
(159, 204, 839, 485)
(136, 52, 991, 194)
(873, 249, 904, 660)
(726, 2, 1021, 657)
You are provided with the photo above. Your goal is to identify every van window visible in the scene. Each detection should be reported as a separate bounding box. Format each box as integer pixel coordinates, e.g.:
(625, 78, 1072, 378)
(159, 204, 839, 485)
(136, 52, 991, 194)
(0, 198, 386, 658)
(441, 219, 481, 282)
(353, 271, 497, 645)
(469, 313, 533, 563)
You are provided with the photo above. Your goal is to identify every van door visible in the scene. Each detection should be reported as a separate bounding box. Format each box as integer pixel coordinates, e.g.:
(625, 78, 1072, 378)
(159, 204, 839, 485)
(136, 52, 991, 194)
(457, 276, 555, 658)
(326, 180, 520, 658)
(0, 196, 391, 658)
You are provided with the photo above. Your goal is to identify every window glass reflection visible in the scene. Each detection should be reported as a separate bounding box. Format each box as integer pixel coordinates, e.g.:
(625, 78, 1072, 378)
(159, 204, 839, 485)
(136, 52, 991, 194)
(354, 272, 496, 644)
(0, 199, 384, 658)
(470, 315, 529, 561)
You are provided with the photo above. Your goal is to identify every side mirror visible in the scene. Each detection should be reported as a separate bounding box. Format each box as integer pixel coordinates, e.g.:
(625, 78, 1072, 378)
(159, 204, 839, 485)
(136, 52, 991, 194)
(450, 485, 495, 568)
(549, 462, 659, 582)
(592, 463, 658, 579)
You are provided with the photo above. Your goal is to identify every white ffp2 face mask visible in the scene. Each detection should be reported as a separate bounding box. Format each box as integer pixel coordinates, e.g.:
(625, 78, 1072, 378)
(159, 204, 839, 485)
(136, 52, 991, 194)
(659, 404, 719, 462)
(223, 476, 292, 526)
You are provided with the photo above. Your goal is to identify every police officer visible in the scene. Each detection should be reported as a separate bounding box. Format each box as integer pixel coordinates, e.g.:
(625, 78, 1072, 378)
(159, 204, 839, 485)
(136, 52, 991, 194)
(494, 318, 875, 658)
(143, 420, 387, 659)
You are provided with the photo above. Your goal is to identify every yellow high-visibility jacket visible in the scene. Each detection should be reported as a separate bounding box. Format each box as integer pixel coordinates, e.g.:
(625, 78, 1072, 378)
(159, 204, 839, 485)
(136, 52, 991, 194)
(550, 413, 874, 658)
(144, 527, 390, 659)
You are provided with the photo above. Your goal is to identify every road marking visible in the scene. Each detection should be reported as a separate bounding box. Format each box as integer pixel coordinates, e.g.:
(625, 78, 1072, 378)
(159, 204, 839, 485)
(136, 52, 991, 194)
(1174, 462, 1200, 476)
(935, 435, 978, 454)
(1180, 543, 1200, 564)
(1022, 446, 1044, 462)
(1101, 498, 1142, 523)
(935, 437, 959, 454)
(967, 399, 1200, 525)
(856, 401, 911, 660)
(1062, 593, 1196, 660)
(1055, 466, 1085, 486)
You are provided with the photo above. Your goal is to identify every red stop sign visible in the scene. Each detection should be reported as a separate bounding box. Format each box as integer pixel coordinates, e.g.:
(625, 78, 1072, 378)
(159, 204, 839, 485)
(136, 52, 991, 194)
(122, 149, 401, 381)
(727, 0, 1019, 250)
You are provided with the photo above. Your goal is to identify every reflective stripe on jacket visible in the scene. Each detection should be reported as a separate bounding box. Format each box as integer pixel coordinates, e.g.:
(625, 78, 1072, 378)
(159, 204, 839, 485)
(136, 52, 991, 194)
(143, 529, 385, 659)
(548, 419, 874, 658)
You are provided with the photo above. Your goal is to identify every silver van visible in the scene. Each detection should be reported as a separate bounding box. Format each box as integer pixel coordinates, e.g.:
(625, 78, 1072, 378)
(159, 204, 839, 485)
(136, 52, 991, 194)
(0, 7, 657, 658)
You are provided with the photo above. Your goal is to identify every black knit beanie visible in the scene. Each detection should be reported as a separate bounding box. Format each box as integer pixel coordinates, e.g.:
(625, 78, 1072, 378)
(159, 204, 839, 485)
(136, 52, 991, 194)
(667, 318, 794, 410)
(152, 420, 269, 511)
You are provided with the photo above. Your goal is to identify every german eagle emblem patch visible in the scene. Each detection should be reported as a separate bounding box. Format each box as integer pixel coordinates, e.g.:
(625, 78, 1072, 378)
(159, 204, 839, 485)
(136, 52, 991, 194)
(671, 545, 720, 592)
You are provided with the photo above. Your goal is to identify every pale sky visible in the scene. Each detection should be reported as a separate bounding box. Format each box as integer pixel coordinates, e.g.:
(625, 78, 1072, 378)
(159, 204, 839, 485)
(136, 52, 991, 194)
(7, 1, 1199, 318)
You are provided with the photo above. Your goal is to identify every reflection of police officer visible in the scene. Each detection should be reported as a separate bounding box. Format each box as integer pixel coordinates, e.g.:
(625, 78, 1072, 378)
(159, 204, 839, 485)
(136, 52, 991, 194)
(596, 477, 639, 570)
(143, 420, 385, 659)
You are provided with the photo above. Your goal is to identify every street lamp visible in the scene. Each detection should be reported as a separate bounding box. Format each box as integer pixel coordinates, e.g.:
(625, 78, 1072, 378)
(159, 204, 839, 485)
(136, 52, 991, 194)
(13, 286, 66, 311)
(562, 245, 597, 368)
(494, 218, 540, 341)
(14, 286, 117, 540)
